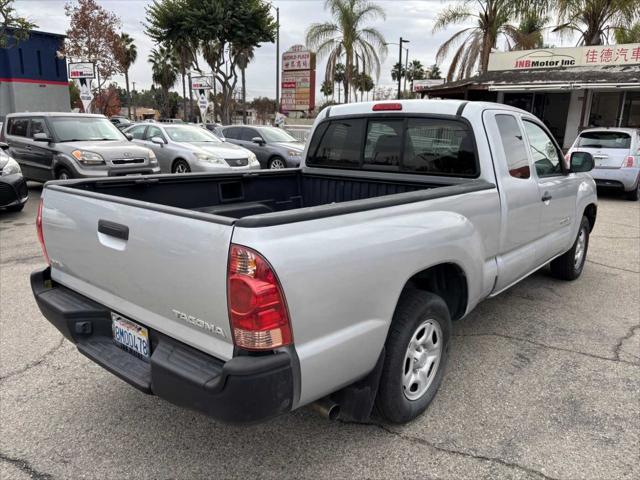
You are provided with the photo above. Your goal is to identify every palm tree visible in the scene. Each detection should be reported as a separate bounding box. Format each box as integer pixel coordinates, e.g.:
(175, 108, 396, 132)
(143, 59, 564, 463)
(116, 33, 137, 119)
(391, 62, 405, 82)
(406, 59, 425, 93)
(333, 63, 346, 103)
(506, 12, 547, 50)
(234, 45, 254, 124)
(148, 46, 178, 117)
(321, 80, 334, 101)
(427, 64, 442, 79)
(554, 0, 639, 45)
(615, 22, 640, 43)
(306, 0, 387, 103)
(433, 1, 520, 81)
(172, 38, 196, 121)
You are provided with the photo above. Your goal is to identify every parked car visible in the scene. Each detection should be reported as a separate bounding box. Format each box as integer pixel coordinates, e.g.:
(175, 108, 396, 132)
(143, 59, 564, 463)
(1, 113, 160, 180)
(566, 127, 640, 200)
(222, 125, 305, 169)
(109, 116, 134, 131)
(0, 143, 28, 211)
(199, 122, 226, 140)
(31, 100, 597, 425)
(124, 123, 260, 173)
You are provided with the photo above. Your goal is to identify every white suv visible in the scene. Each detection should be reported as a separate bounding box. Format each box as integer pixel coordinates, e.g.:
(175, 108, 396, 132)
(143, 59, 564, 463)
(567, 128, 640, 201)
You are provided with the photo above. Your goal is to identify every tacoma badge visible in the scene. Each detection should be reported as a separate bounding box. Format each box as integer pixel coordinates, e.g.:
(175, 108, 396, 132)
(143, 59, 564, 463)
(171, 309, 226, 338)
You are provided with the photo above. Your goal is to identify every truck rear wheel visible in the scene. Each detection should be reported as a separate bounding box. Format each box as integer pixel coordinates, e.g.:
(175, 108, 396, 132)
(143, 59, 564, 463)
(550, 216, 590, 281)
(376, 289, 451, 424)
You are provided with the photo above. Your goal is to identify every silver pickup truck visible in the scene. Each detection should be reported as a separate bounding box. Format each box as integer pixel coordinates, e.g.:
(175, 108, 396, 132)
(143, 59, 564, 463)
(31, 100, 597, 424)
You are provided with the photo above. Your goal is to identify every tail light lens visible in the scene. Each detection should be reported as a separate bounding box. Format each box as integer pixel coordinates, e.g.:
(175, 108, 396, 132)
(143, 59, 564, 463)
(623, 156, 635, 168)
(227, 244, 292, 350)
(36, 198, 50, 265)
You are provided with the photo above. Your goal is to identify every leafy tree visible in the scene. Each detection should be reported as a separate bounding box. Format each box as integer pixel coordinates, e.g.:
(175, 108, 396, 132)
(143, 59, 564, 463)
(149, 45, 179, 117)
(333, 62, 346, 103)
(427, 64, 442, 79)
(0, 0, 38, 48)
(614, 22, 640, 43)
(234, 45, 254, 124)
(62, 0, 121, 90)
(145, 0, 276, 124)
(306, 0, 387, 104)
(391, 61, 405, 82)
(250, 97, 276, 124)
(92, 83, 122, 117)
(68, 81, 80, 109)
(114, 33, 137, 119)
(554, 0, 639, 45)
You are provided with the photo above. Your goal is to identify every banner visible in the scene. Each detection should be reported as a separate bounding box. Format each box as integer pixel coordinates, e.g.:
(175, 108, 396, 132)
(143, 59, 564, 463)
(197, 90, 209, 121)
(77, 78, 93, 113)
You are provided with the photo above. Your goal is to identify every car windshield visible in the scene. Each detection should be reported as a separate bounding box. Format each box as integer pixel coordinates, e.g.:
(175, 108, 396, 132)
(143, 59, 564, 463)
(49, 117, 125, 142)
(577, 131, 631, 149)
(165, 126, 222, 143)
(260, 127, 297, 143)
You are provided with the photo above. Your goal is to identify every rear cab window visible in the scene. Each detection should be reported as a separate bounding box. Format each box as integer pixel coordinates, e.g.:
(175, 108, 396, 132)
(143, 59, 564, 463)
(307, 116, 479, 177)
(577, 131, 631, 149)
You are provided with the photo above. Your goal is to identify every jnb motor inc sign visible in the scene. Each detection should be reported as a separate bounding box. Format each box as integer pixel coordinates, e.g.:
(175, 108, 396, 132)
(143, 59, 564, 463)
(488, 43, 640, 71)
(281, 45, 316, 112)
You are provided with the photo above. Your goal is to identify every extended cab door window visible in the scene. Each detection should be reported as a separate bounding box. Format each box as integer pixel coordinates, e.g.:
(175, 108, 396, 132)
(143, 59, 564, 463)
(495, 115, 530, 179)
(523, 120, 564, 177)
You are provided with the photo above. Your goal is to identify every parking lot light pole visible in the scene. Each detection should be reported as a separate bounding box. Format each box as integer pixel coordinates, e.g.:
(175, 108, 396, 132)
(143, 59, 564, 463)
(265, 2, 280, 113)
(397, 38, 409, 99)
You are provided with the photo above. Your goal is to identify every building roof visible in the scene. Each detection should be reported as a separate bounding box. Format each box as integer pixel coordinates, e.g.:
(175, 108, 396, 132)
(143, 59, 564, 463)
(425, 65, 640, 93)
(1, 27, 66, 39)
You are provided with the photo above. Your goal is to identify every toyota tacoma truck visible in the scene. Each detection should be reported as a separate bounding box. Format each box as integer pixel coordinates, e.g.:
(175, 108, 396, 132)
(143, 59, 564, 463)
(31, 100, 597, 424)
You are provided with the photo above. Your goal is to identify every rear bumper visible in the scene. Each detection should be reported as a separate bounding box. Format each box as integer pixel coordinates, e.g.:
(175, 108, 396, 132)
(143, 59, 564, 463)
(0, 173, 28, 208)
(592, 167, 640, 191)
(31, 267, 294, 423)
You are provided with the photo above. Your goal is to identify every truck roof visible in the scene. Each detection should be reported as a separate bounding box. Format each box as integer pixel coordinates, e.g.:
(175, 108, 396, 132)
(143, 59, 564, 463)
(5, 112, 106, 118)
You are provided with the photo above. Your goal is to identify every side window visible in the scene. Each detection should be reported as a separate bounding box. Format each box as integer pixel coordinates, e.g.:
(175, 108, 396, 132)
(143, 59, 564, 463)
(129, 125, 147, 140)
(308, 119, 365, 168)
(145, 126, 164, 140)
(30, 118, 50, 138)
(8, 118, 29, 137)
(523, 120, 564, 177)
(403, 118, 478, 176)
(495, 114, 530, 179)
(224, 127, 239, 139)
(240, 128, 259, 141)
(363, 119, 403, 170)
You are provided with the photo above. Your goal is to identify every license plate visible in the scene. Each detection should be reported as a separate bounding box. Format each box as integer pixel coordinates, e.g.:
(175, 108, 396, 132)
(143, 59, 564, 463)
(112, 313, 150, 360)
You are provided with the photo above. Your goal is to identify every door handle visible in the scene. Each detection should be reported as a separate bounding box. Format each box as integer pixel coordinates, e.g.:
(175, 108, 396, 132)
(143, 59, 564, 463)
(98, 220, 129, 240)
(541, 193, 553, 202)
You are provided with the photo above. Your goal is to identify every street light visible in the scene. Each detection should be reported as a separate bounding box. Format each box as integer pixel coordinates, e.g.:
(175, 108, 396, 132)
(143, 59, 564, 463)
(386, 39, 409, 99)
(265, 1, 280, 113)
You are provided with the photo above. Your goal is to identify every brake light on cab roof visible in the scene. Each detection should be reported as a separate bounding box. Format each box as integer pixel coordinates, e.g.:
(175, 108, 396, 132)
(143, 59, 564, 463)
(372, 103, 402, 111)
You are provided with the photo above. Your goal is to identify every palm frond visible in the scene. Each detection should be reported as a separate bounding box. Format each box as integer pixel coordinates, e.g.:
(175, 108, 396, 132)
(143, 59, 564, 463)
(433, 4, 474, 33)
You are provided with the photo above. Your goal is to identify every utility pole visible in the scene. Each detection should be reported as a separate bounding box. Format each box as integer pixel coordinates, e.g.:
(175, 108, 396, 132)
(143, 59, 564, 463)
(403, 48, 409, 95)
(397, 38, 409, 100)
(276, 6, 280, 113)
(188, 72, 193, 122)
(132, 81, 136, 120)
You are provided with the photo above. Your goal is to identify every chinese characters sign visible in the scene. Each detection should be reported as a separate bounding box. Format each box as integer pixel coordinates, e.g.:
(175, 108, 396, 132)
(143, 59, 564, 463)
(281, 45, 316, 112)
(488, 43, 640, 71)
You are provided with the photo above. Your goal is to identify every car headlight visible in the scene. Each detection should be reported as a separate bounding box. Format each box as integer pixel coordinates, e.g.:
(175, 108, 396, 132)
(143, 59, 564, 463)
(1, 158, 21, 176)
(195, 152, 225, 165)
(287, 150, 301, 158)
(248, 152, 259, 166)
(71, 150, 105, 165)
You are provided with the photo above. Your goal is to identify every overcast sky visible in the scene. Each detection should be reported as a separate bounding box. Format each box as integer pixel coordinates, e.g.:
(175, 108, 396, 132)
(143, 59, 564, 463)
(16, 0, 575, 101)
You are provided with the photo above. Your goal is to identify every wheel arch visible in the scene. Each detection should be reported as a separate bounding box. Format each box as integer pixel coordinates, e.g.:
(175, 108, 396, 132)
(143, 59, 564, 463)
(583, 203, 597, 232)
(171, 157, 188, 171)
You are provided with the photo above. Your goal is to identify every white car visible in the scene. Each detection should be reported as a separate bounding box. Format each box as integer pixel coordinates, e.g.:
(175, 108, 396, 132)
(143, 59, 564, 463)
(567, 128, 640, 201)
(124, 123, 260, 173)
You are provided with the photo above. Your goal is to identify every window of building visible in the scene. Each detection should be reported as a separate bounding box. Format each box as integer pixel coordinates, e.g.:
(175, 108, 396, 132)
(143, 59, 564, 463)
(523, 120, 563, 177)
(495, 115, 530, 179)
(8, 118, 29, 137)
(621, 92, 640, 128)
(588, 92, 623, 127)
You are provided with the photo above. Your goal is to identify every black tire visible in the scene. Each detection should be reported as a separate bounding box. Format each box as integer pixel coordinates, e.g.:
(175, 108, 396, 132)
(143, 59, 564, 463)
(550, 216, 590, 281)
(5, 203, 24, 212)
(172, 159, 191, 174)
(625, 182, 639, 201)
(56, 167, 73, 180)
(375, 289, 451, 424)
(268, 156, 286, 169)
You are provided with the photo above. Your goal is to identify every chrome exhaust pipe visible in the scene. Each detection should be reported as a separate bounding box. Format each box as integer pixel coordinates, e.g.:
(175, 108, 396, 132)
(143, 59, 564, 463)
(311, 397, 340, 420)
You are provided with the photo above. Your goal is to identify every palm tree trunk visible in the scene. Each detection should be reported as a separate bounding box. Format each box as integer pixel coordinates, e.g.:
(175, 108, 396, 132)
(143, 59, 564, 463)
(337, 82, 341, 103)
(242, 67, 247, 125)
(181, 73, 187, 121)
(125, 71, 131, 119)
(345, 52, 352, 103)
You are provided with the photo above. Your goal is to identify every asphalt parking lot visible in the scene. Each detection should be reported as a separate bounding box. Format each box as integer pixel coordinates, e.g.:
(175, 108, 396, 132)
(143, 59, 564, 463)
(0, 184, 638, 480)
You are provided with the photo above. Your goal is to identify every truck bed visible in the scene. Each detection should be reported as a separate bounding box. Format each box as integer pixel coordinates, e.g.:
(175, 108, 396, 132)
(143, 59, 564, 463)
(52, 170, 490, 227)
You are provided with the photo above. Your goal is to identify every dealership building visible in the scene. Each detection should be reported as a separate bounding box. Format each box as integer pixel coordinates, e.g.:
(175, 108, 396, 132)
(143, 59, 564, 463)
(0, 29, 70, 123)
(417, 44, 640, 149)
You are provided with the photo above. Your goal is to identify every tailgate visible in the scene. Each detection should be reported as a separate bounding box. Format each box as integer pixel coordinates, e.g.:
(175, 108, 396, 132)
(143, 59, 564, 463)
(41, 187, 235, 360)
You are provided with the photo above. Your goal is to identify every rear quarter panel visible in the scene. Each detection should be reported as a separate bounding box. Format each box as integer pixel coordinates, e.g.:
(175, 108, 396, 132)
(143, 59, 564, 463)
(232, 188, 500, 406)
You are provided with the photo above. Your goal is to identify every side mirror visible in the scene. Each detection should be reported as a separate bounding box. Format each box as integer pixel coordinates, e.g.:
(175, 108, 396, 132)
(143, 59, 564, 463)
(252, 136, 265, 146)
(150, 136, 166, 145)
(570, 151, 594, 173)
(125, 133, 133, 141)
(0, 142, 8, 151)
(33, 132, 52, 143)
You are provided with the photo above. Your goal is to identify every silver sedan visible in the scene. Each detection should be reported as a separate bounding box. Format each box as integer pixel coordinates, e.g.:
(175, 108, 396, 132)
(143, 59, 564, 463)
(124, 123, 260, 173)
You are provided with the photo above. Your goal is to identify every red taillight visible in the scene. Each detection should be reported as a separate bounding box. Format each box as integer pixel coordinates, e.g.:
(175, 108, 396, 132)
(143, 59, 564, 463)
(623, 156, 635, 168)
(372, 103, 402, 111)
(36, 198, 50, 265)
(227, 244, 292, 350)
